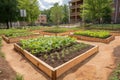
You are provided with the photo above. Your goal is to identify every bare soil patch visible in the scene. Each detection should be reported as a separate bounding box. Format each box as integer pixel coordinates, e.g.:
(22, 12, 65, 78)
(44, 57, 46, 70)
(0, 57, 16, 80)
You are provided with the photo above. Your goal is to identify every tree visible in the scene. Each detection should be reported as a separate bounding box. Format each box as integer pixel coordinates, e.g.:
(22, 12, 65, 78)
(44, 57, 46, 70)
(41, 9, 52, 24)
(50, 3, 64, 26)
(80, 0, 113, 23)
(62, 4, 69, 24)
(0, 0, 18, 29)
(18, 0, 40, 25)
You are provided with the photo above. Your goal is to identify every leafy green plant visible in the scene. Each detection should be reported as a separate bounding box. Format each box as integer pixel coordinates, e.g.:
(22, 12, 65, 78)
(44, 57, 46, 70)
(5, 32, 33, 38)
(14, 73, 24, 80)
(20, 36, 76, 54)
(0, 29, 27, 36)
(74, 30, 110, 39)
(0, 38, 2, 47)
(109, 64, 120, 80)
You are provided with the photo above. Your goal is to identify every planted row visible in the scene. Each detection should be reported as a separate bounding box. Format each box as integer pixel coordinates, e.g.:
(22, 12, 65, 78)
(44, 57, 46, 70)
(20, 36, 76, 54)
(44, 28, 67, 33)
(5, 32, 33, 38)
(0, 29, 27, 35)
(41, 43, 89, 67)
(74, 30, 110, 39)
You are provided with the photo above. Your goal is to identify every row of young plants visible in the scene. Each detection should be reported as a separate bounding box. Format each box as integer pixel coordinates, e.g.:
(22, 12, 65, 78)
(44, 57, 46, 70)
(20, 36, 76, 54)
(74, 30, 111, 39)
(44, 29, 67, 33)
(42, 43, 89, 64)
(43, 27, 81, 33)
(19, 36, 89, 65)
(0, 29, 27, 36)
(5, 32, 33, 38)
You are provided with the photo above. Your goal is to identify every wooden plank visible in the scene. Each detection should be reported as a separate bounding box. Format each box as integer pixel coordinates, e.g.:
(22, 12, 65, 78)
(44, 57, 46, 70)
(14, 43, 99, 79)
(55, 46, 98, 77)
(2, 34, 41, 43)
(70, 35, 115, 43)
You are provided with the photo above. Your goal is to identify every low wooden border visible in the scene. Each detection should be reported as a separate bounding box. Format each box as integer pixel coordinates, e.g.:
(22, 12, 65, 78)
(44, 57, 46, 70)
(70, 35, 115, 44)
(110, 31, 120, 36)
(14, 43, 99, 80)
(2, 34, 41, 43)
(39, 31, 70, 36)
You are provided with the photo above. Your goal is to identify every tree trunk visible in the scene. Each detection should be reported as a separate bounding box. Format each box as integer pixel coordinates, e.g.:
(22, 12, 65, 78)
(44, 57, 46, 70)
(6, 21, 9, 29)
(10, 21, 12, 28)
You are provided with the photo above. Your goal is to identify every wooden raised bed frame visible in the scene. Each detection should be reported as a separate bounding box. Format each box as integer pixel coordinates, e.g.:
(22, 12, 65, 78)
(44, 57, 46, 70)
(39, 31, 71, 36)
(2, 34, 41, 43)
(110, 31, 120, 36)
(70, 35, 115, 44)
(14, 43, 99, 80)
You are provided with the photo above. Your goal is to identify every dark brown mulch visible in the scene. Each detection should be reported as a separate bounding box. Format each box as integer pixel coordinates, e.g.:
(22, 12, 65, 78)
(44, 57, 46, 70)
(0, 57, 16, 80)
(18, 43, 94, 68)
(39, 45, 93, 68)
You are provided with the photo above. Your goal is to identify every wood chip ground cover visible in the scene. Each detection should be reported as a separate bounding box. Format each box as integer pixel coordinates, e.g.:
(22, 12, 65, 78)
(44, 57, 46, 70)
(18, 36, 93, 68)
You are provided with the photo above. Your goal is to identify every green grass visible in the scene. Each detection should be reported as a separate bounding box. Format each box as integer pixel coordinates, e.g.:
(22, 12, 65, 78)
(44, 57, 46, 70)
(74, 30, 110, 39)
(14, 73, 24, 80)
(44, 28, 67, 33)
(20, 36, 76, 54)
(0, 37, 5, 58)
(109, 64, 120, 80)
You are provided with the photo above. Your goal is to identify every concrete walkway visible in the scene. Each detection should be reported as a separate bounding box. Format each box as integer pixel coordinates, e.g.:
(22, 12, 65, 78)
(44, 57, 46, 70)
(1, 36, 120, 80)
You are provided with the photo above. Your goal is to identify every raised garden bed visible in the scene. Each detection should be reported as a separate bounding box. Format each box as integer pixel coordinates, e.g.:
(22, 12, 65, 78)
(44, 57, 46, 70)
(110, 31, 120, 36)
(39, 28, 71, 36)
(70, 30, 115, 43)
(40, 31, 70, 36)
(2, 33, 41, 43)
(14, 37, 99, 80)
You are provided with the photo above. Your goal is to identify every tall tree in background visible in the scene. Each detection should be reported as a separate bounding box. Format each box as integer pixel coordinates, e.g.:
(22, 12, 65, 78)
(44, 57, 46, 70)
(18, 0, 40, 25)
(50, 3, 64, 26)
(62, 4, 69, 24)
(80, 0, 112, 23)
(0, 0, 18, 29)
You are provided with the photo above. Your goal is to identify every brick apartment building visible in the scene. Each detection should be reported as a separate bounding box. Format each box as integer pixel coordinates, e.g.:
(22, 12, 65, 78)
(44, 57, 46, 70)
(36, 14, 47, 25)
(69, 0, 120, 23)
(69, 0, 83, 23)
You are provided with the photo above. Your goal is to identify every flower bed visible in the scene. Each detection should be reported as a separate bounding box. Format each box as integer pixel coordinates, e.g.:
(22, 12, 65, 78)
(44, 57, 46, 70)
(71, 30, 115, 43)
(14, 36, 99, 80)
(2, 32, 41, 43)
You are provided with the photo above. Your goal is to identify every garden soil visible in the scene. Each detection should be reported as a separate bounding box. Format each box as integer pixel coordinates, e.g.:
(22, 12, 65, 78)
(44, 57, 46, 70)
(0, 56, 16, 80)
(1, 36, 120, 80)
